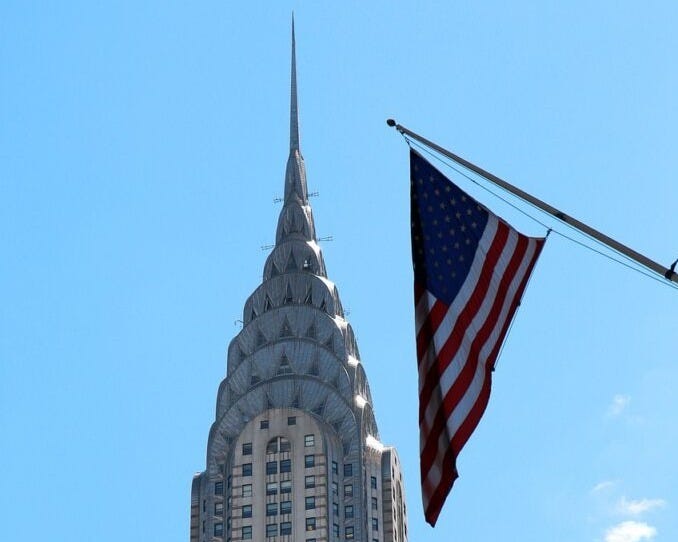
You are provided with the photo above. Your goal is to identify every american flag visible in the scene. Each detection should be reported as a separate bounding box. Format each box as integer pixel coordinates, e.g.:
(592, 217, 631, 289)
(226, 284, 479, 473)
(410, 150, 545, 526)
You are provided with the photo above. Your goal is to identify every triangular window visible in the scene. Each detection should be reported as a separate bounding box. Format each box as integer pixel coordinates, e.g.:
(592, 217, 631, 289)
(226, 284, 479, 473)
(285, 252, 297, 272)
(279, 318, 293, 338)
(291, 390, 300, 409)
(277, 355, 293, 375)
(284, 283, 294, 305)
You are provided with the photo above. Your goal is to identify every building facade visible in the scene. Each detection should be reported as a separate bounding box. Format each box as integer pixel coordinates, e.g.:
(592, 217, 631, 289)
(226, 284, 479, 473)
(190, 28, 407, 542)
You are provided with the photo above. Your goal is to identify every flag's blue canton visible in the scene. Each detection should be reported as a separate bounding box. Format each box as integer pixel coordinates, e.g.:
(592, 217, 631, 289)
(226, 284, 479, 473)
(410, 150, 489, 306)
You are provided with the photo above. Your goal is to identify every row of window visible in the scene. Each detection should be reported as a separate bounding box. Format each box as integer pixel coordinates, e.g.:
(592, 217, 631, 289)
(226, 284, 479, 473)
(241, 432, 316, 456)
(217, 478, 378, 500)
(266, 459, 291, 474)
(212, 510, 379, 537)
(331, 482, 356, 497)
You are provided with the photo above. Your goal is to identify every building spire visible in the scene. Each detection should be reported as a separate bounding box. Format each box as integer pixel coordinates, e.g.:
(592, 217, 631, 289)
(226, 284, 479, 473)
(290, 15, 300, 151)
(281, 16, 309, 208)
(272, 15, 325, 260)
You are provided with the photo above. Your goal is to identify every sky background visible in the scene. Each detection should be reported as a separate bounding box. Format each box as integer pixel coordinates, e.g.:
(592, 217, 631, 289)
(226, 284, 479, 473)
(1, 2, 677, 542)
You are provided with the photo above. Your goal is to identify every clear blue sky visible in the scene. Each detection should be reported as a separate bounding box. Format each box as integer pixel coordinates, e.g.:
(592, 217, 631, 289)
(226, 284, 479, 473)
(1, 2, 676, 542)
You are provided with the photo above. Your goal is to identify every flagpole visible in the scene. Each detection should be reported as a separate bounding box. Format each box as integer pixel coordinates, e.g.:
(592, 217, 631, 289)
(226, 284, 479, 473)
(387, 119, 678, 285)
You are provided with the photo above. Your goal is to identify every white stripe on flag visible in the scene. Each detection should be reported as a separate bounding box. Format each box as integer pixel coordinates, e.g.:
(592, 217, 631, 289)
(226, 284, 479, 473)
(444, 237, 538, 441)
(420, 219, 515, 441)
(417, 215, 499, 391)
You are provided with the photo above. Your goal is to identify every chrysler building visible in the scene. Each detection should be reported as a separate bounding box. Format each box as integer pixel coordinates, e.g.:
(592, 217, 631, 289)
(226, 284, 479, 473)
(190, 25, 407, 542)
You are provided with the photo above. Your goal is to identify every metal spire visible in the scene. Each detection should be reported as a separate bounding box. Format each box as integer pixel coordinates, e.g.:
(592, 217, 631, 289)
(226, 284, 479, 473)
(282, 16, 309, 207)
(289, 16, 300, 151)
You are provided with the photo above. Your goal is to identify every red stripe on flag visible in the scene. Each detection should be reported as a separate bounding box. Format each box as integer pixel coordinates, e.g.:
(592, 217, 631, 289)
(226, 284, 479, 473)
(483, 238, 544, 373)
(418, 223, 510, 424)
(420, 231, 530, 475)
(416, 298, 449, 362)
(424, 441, 458, 526)
(422, 237, 544, 525)
(449, 239, 543, 459)
(440, 233, 529, 434)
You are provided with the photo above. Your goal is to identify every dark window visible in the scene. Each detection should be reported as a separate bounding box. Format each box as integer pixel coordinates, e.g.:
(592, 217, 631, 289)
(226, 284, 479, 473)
(280, 438, 291, 452)
(242, 463, 252, 476)
(266, 438, 278, 454)
(333, 502, 339, 516)
(260, 420, 269, 429)
(243, 525, 252, 539)
(345, 505, 354, 519)
(214, 523, 223, 536)
(346, 526, 355, 539)
(215, 481, 224, 495)
(288, 416, 296, 425)
(332, 461, 338, 475)
(266, 524, 277, 537)
(304, 434, 315, 447)
(266, 482, 277, 496)
(242, 504, 252, 518)
(242, 442, 252, 455)
(281, 480, 292, 494)
(305, 454, 315, 468)
(242, 484, 252, 497)
(227, 475, 232, 488)
(333, 524, 340, 537)
(344, 463, 353, 477)
(371, 476, 377, 489)
(280, 459, 291, 473)
(305, 496, 315, 510)
(280, 500, 292, 514)
(202, 499, 206, 512)
(306, 517, 316, 531)
(332, 481, 338, 496)
(372, 518, 379, 531)
(305, 475, 315, 489)
(266, 502, 277, 517)
(281, 522, 292, 535)
(266, 461, 277, 475)
(344, 484, 353, 497)
(371, 497, 378, 510)
(215, 502, 223, 515)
